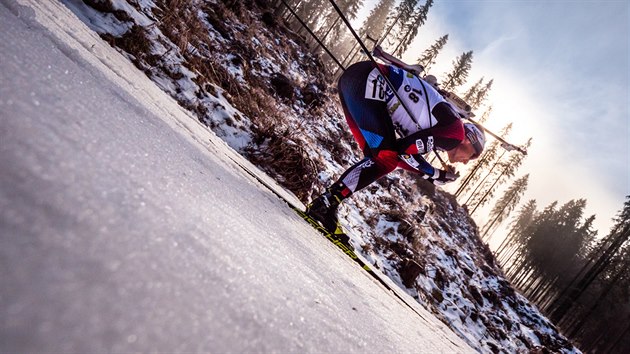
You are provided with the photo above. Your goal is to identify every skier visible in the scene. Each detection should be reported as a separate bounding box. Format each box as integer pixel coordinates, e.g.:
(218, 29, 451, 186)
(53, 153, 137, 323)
(306, 61, 486, 237)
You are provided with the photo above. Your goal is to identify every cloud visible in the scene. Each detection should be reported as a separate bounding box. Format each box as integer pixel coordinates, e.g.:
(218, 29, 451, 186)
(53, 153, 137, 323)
(402, 0, 629, 235)
(478, 32, 522, 58)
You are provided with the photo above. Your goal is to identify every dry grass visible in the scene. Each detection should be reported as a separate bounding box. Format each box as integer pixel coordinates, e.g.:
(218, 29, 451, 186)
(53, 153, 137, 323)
(245, 125, 317, 200)
(154, 0, 208, 52)
(100, 25, 152, 63)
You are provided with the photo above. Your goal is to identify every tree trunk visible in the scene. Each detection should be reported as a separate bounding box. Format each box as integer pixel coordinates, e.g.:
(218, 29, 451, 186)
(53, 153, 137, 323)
(603, 321, 630, 354)
(311, 16, 341, 52)
(548, 224, 630, 322)
(567, 268, 623, 338)
(470, 168, 509, 215)
(482, 190, 519, 241)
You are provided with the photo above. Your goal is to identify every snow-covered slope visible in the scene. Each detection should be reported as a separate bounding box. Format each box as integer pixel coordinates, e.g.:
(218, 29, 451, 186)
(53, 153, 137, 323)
(9, 0, 579, 352)
(0, 0, 476, 352)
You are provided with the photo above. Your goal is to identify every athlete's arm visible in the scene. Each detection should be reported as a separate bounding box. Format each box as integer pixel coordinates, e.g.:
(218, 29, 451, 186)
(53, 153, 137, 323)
(431, 101, 461, 126)
(397, 153, 436, 175)
(395, 117, 465, 178)
(396, 119, 465, 156)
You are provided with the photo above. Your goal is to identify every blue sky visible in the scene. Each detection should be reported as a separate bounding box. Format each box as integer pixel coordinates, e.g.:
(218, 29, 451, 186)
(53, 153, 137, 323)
(357, 0, 629, 235)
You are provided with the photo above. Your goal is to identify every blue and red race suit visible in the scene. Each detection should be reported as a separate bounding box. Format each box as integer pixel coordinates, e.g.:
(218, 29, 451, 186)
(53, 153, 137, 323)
(333, 61, 465, 196)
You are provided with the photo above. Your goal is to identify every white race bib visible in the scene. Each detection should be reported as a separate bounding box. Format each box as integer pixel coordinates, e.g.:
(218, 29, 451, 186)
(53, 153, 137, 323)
(365, 69, 387, 101)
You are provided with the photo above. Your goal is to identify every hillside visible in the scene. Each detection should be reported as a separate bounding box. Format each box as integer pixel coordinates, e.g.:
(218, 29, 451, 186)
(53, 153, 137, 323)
(63, 0, 578, 352)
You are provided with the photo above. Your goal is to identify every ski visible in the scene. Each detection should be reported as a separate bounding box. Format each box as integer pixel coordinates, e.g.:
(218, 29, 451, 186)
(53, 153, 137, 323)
(289, 205, 373, 272)
(224, 155, 384, 275)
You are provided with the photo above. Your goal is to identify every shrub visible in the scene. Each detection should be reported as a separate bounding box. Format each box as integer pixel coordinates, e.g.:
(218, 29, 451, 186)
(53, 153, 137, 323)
(245, 126, 317, 200)
(101, 25, 152, 62)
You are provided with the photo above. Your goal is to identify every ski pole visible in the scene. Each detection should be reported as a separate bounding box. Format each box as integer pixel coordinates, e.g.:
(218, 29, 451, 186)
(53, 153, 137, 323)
(433, 150, 452, 172)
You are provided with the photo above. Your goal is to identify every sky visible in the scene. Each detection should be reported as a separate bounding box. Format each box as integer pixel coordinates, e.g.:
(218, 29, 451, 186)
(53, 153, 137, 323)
(357, 0, 629, 236)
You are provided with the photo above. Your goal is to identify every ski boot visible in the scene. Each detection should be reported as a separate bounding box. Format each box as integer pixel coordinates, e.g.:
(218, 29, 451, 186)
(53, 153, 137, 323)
(306, 187, 351, 246)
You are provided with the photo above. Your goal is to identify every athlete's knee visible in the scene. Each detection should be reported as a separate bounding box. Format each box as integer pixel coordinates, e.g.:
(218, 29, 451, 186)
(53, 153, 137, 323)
(373, 150, 399, 172)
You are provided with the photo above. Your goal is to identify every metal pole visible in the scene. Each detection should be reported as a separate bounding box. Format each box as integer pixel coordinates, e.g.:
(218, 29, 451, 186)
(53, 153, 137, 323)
(278, 0, 345, 71)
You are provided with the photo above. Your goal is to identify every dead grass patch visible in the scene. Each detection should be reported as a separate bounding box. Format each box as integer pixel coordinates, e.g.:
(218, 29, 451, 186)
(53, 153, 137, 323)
(84, 0, 133, 22)
(245, 125, 317, 200)
(101, 25, 152, 63)
(155, 0, 208, 52)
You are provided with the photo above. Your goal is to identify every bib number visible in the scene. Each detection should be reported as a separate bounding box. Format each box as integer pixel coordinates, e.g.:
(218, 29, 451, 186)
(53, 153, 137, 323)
(365, 70, 386, 101)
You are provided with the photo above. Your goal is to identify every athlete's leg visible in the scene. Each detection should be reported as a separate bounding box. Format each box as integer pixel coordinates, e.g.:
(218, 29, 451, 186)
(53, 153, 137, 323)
(334, 61, 399, 195)
(306, 62, 399, 234)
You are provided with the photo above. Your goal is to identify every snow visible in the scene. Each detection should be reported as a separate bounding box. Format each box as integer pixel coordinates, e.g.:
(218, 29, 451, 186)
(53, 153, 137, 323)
(0, 0, 474, 352)
(1, 0, 582, 352)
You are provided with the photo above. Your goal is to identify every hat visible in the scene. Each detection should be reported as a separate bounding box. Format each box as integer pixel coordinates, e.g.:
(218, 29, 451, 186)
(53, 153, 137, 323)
(464, 123, 486, 158)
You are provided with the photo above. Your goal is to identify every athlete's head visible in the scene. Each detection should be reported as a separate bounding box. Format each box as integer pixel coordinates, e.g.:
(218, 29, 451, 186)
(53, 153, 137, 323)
(464, 123, 486, 158)
(447, 123, 486, 164)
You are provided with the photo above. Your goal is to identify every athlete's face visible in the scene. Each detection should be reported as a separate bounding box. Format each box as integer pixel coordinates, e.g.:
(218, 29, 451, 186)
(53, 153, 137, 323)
(447, 139, 476, 165)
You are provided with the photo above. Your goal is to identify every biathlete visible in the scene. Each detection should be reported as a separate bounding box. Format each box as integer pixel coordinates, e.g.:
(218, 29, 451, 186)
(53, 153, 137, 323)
(306, 61, 486, 238)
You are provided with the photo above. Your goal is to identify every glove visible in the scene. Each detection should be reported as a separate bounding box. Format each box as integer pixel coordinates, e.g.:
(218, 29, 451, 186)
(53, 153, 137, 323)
(403, 64, 424, 76)
(425, 169, 459, 185)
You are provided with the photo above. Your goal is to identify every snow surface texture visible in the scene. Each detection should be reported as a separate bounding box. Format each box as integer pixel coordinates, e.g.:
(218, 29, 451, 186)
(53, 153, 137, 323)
(2, 0, 579, 352)
(0, 0, 474, 352)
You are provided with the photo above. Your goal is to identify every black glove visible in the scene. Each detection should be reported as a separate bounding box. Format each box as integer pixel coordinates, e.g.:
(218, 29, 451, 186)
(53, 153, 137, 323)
(424, 169, 459, 185)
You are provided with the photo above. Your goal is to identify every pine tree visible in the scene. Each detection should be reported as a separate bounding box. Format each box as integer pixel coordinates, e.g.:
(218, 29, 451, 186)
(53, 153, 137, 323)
(547, 196, 630, 324)
(391, 0, 434, 56)
(455, 122, 512, 198)
(477, 106, 492, 124)
(467, 138, 532, 215)
(482, 174, 529, 241)
(416, 34, 448, 73)
(462, 77, 484, 103)
(290, 0, 330, 33)
(508, 199, 598, 302)
(311, 0, 364, 69)
(328, 32, 355, 69)
(340, 0, 396, 69)
(470, 78, 493, 109)
(611, 195, 630, 232)
(569, 205, 630, 353)
(382, 0, 418, 49)
(359, 0, 395, 41)
(441, 51, 473, 91)
(496, 199, 537, 265)
(275, 0, 304, 18)
(314, 0, 364, 44)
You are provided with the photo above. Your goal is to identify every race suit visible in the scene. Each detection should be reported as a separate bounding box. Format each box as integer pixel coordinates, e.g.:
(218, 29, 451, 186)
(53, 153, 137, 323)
(333, 61, 465, 197)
